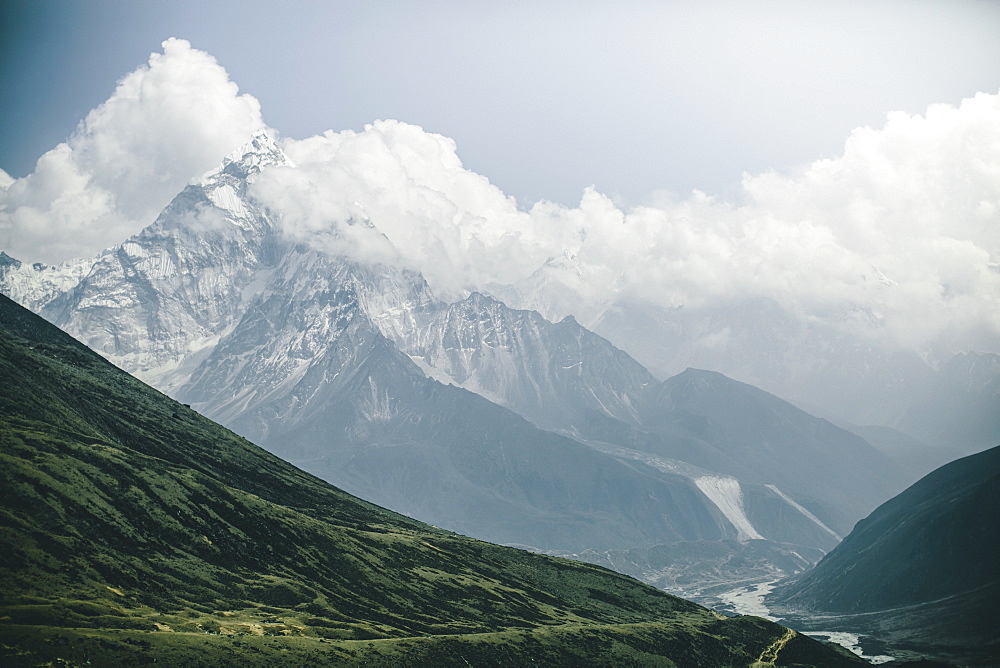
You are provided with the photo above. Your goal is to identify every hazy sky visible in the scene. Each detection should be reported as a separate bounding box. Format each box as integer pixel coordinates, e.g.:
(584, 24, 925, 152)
(2, 1, 999, 356)
(3, 0, 1000, 206)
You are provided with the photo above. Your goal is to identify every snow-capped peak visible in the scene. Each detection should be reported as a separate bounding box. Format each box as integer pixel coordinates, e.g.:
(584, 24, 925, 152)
(869, 265, 897, 288)
(185, 129, 292, 232)
(197, 128, 293, 187)
(0, 252, 94, 312)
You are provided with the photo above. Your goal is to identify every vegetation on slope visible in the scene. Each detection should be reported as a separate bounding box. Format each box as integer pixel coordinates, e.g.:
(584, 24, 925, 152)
(770, 444, 1000, 664)
(0, 294, 860, 666)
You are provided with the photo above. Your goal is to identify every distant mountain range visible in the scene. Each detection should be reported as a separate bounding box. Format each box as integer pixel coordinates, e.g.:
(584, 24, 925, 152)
(896, 351, 1000, 455)
(493, 261, 1000, 453)
(2, 131, 989, 590)
(0, 292, 864, 666)
(769, 444, 1000, 665)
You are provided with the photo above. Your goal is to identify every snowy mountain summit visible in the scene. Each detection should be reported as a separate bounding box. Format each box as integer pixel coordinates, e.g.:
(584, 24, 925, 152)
(195, 128, 293, 232)
(0, 131, 288, 387)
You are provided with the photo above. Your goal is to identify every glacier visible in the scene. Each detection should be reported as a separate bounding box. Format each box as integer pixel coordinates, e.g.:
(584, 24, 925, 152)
(693, 476, 764, 541)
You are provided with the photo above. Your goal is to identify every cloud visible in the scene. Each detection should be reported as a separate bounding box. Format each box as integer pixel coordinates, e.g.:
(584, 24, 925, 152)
(733, 91, 1000, 351)
(248, 159, 402, 268)
(524, 93, 1000, 355)
(256, 121, 543, 299)
(5, 35, 996, 357)
(255, 93, 1000, 356)
(0, 38, 265, 264)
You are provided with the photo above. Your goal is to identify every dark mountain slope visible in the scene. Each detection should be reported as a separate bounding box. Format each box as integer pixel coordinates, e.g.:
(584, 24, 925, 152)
(769, 444, 1000, 664)
(177, 249, 744, 553)
(636, 369, 900, 537)
(0, 294, 861, 665)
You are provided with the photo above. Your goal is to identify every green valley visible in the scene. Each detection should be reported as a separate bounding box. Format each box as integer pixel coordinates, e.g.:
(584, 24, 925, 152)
(0, 294, 860, 666)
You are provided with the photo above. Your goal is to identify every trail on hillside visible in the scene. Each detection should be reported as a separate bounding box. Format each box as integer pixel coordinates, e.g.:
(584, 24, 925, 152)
(753, 627, 796, 666)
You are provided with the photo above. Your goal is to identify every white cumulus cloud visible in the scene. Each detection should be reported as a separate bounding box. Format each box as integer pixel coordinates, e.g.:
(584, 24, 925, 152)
(255, 93, 1000, 356)
(4, 37, 998, 357)
(0, 38, 266, 265)
(257, 121, 544, 299)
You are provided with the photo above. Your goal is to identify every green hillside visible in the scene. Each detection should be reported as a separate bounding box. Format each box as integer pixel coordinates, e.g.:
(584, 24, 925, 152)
(0, 294, 860, 666)
(770, 443, 1000, 664)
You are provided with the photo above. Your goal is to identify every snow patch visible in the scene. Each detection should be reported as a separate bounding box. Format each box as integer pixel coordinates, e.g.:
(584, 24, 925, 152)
(206, 183, 252, 221)
(241, 268, 275, 306)
(694, 476, 765, 541)
(408, 354, 458, 386)
(765, 484, 842, 541)
(359, 376, 397, 422)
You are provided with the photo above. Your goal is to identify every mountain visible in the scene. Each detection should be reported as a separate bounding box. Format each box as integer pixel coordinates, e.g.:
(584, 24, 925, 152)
(0, 131, 904, 584)
(0, 293, 864, 666)
(173, 246, 741, 553)
(490, 265, 941, 432)
(768, 444, 1000, 665)
(587, 297, 938, 429)
(897, 351, 1000, 456)
(548, 369, 905, 600)
(164, 250, 885, 557)
(37, 129, 287, 393)
(368, 281, 900, 547)
(634, 369, 901, 538)
(6, 135, 744, 558)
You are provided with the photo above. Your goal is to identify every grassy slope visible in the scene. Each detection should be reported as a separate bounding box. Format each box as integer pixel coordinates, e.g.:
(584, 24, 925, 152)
(0, 295, 860, 666)
(770, 444, 1000, 663)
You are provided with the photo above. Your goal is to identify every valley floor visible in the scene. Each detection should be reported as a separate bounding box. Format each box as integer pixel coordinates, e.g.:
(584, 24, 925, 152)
(688, 577, 897, 665)
(0, 618, 852, 667)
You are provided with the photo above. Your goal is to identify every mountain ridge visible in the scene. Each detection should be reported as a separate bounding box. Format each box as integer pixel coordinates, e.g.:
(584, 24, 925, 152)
(0, 131, 945, 587)
(0, 291, 864, 666)
(768, 443, 1000, 664)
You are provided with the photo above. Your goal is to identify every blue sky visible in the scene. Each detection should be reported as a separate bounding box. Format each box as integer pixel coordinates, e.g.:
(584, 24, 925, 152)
(4, 0, 1000, 207)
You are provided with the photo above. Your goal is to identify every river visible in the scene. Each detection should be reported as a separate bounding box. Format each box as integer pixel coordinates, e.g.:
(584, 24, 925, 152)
(716, 580, 896, 664)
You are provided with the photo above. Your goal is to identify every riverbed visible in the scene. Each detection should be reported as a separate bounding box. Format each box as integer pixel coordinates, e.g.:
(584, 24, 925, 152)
(715, 580, 895, 664)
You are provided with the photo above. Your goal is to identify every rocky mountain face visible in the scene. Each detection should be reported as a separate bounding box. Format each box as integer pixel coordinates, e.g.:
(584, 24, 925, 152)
(768, 444, 1000, 664)
(173, 245, 744, 553)
(32, 130, 289, 393)
(0, 251, 93, 313)
(389, 291, 655, 432)
(0, 132, 932, 587)
(0, 293, 865, 666)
